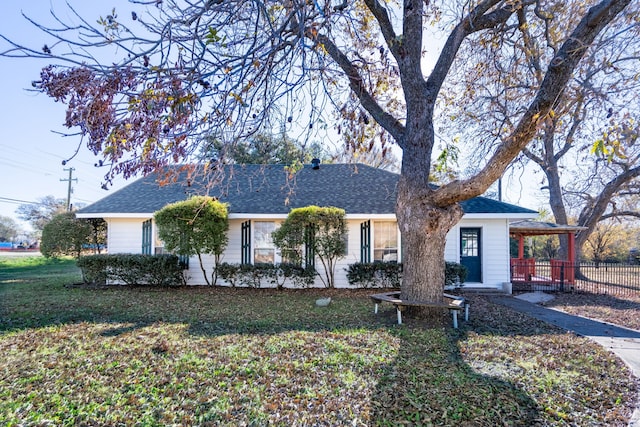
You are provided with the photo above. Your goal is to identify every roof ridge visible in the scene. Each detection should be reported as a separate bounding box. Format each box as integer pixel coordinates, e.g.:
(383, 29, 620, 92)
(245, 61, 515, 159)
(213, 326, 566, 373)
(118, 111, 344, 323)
(77, 163, 536, 216)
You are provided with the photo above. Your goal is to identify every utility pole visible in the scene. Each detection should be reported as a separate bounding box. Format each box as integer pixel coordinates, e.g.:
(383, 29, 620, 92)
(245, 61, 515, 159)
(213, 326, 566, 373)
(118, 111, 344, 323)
(60, 167, 77, 211)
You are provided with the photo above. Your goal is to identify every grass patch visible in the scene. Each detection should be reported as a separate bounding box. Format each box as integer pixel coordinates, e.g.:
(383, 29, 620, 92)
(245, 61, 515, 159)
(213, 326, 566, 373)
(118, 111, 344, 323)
(1, 256, 637, 425)
(0, 255, 79, 281)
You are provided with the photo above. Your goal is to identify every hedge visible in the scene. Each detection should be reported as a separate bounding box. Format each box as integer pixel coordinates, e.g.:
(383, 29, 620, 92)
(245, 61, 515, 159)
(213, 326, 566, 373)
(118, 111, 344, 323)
(217, 262, 316, 289)
(445, 261, 468, 287)
(345, 262, 403, 288)
(345, 261, 467, 289)
(77, 254, 186, 287)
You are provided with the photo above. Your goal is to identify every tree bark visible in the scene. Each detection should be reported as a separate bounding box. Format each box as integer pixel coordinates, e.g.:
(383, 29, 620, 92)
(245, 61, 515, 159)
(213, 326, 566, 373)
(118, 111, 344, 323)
(397, 187, 463, 305)
(397, 134, 464, 312)
(544, 158, 570, 261)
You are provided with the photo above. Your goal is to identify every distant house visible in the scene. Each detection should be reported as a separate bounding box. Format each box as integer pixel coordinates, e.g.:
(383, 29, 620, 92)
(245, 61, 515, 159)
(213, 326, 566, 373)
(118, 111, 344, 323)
(76, 163, 537, 289)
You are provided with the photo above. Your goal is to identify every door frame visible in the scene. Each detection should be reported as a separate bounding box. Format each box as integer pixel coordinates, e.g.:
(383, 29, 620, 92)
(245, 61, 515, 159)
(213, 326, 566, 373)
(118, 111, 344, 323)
(460, 227, 482, 283)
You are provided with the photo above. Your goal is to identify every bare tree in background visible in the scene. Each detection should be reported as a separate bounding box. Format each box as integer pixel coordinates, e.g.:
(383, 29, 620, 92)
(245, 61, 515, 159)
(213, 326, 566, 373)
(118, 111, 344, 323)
(442, 1, 640, 261)
(16, 195, 67, 233)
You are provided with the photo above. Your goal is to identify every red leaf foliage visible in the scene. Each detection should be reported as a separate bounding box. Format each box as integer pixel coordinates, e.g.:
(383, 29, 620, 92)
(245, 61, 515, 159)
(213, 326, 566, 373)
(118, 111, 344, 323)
(35, 65, 198, 183)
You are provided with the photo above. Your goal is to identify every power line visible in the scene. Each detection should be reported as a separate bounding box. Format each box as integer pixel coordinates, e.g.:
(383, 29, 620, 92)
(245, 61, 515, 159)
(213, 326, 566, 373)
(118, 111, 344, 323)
(0, 159, 58, 177)
(0, 144, 63, 172)
(0, 196, 45, 205)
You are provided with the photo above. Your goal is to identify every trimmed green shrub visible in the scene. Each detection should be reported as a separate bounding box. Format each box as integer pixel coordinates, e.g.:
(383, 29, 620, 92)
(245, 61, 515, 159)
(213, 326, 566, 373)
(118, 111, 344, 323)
(216, 263, 267, 288)
(77, 254, 186, 286)
(216, 262, 241, 287)
(278, 263, 316, 289)
(445, 261, 467, 288)
(346, 261, 467, 289)
(217, 262, 316, 289)
(253, 263, 280, 289)
(238, 263, 271, 288)
(41, 212, 92, 259)
(346, 262, 403, 288)
(272, 205, 347, 288)
(76, 254, 110, 285)
(154, 196, 229, 286)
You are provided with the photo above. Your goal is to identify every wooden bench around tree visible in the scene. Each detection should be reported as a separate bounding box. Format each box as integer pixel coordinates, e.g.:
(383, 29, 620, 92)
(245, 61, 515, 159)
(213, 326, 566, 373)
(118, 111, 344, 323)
(370, 291, 469, 328)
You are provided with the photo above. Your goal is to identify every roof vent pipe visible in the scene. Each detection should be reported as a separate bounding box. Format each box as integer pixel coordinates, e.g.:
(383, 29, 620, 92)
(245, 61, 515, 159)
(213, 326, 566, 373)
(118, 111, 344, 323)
(311, 158, 320, 170)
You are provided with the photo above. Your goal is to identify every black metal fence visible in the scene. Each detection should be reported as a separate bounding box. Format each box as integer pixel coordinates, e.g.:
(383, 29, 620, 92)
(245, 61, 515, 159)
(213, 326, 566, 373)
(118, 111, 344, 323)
(511, 260, 640, 296)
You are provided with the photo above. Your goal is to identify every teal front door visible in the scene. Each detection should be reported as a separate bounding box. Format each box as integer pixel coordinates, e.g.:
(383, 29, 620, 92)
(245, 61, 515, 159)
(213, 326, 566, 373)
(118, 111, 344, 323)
(460, 228, 482, 283)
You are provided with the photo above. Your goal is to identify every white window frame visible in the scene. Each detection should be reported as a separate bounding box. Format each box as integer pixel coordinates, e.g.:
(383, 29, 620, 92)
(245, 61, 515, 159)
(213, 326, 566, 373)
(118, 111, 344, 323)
(153, 223, 167, 255)
(253, 221, 278, 264)
(373, 221, 399, 262)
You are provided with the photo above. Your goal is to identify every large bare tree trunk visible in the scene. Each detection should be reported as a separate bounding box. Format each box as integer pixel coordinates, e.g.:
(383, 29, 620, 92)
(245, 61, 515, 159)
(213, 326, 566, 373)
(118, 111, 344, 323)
(397, 191, 463, 304)
(392, 81, 467, 317)
(396, 137, 464, 314)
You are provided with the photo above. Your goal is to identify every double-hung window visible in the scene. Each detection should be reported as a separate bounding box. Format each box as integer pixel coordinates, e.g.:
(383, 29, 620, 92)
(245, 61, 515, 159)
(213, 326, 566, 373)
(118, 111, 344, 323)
(154, 226, 166, 255)
(254, 221, 276, 264)
(373, 221, 398, 262)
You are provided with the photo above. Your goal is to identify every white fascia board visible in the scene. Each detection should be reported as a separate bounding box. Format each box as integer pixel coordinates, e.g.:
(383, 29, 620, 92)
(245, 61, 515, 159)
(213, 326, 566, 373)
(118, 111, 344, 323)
(228, 213, 289, 220)
(75, 213, 153, 219)
(76, 212, 398, 220)
(461, 213, 538, 220)
(228, 213, 397, 220)
(345, 213, 397, 220)
(76, 211, 533, 221)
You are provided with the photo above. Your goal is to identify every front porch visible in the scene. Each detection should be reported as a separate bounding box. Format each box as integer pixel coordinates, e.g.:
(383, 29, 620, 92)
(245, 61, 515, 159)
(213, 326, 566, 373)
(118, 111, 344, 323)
(510, 258, 577, 292)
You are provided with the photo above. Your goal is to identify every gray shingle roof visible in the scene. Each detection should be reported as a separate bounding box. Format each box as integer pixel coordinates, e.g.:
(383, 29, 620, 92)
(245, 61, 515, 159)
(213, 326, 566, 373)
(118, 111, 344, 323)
(77, 163, 537, 216)
(461, 196, 537, 214)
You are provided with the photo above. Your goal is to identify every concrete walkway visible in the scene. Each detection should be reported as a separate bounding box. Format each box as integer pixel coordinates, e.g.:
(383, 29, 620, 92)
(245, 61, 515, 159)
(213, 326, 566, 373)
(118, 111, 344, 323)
(491, 293, 640, 426)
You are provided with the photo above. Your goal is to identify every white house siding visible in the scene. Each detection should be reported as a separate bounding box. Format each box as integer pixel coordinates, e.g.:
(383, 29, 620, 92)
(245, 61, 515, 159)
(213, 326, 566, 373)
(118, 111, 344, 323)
(444, 218, 511, 289)
(185, 218, 397, 288)
(444, 227, 459, 264)
(107, 218, 147, 254)
(334, 219, 368, 287)
(105, 216, 510, 289)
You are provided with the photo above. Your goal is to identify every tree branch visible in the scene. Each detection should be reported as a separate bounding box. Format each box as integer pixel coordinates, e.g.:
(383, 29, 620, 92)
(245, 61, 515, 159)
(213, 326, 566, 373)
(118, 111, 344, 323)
(434, 0, 632, 206)
(315, 33, 406, 143)
(397, 0, 424, 84)
(425, 0, 516, 100)
(516, 6, 544, 84)
(522, 147, 544, 166)
(577, 164, 640, 227)
(363, 0, 399, 58)
(599, 211, 640, 220)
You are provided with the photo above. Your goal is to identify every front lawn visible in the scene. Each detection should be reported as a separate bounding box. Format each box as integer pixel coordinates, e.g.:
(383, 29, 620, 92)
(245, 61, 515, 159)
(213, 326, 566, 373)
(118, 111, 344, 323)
(1, 256, 637, 426)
